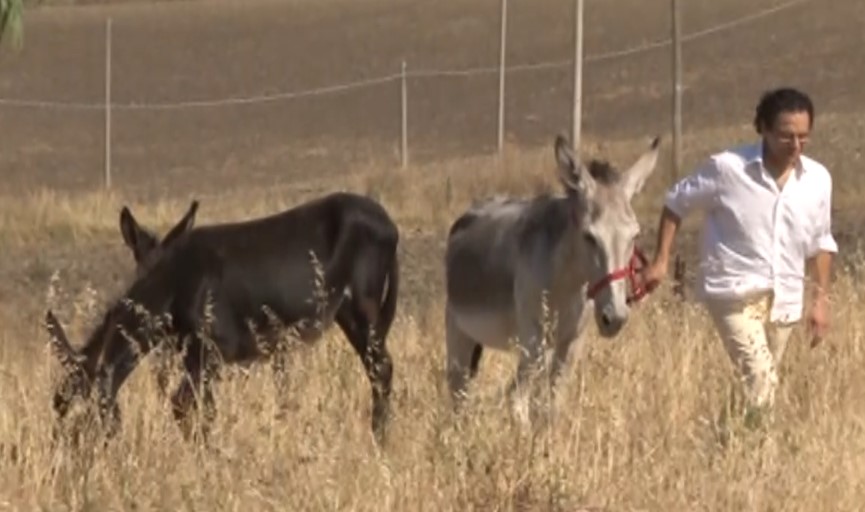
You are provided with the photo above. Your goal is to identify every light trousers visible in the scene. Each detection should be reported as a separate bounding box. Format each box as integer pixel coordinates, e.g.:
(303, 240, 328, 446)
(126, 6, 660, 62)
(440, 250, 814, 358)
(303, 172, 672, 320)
(703, 291, 796, 413)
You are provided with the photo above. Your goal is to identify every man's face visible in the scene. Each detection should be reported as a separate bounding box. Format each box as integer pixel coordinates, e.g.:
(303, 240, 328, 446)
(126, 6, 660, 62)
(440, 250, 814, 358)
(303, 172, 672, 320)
(763, 110, 811, 164)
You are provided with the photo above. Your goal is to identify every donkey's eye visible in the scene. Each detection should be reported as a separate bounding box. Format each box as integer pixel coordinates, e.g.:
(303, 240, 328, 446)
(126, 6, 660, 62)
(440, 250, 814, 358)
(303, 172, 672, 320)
(583, 233, 598, 247)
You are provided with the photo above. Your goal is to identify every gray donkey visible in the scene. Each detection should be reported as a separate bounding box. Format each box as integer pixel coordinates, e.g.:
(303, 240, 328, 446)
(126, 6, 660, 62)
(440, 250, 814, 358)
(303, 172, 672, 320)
(443, 134, 661, 419)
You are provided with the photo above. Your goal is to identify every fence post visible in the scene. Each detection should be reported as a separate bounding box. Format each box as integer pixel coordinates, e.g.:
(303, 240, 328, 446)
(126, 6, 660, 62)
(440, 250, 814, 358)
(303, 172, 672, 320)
(671, 0, 686, 300)
(104, 17, 112, 189)
(400, 60, 408, 169)
(571, 0, 584, 151)
(497, 0, 507, 156)
(671, 0, 682, 184)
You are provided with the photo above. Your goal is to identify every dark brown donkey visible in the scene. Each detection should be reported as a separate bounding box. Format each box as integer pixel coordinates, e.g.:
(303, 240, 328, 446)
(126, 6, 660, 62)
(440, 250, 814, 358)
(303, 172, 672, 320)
(117, 199, 200, 398)
(45, 192, 401, 444)
(117, 200, 316, 401)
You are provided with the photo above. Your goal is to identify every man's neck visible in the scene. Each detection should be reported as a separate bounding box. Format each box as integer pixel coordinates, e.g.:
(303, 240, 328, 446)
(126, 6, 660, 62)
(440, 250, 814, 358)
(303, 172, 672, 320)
(761, 142, 797, 187)
(764, 158, 795, 178)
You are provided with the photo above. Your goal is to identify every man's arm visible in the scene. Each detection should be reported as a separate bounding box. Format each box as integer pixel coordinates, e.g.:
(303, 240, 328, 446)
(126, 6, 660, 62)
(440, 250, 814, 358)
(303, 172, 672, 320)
(651, 157, 720, 271)
(804, 176, 838, 345)
(807, 251, 833, 301)
(651, 206, 682, 269)
(806, 248, 833, 347)
(807, 178, 838, 300)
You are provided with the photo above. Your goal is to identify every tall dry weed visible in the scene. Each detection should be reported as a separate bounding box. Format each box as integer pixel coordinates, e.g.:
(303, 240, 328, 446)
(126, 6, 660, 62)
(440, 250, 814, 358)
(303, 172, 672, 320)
(0, 140, 862, 510)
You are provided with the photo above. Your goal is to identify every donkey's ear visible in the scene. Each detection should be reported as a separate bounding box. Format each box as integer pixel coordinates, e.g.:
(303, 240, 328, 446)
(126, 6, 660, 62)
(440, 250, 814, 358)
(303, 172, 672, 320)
(45, 310, 83, 371)
(160, 200, 198, 248)
(119, 206, 159, 264)
(554, 134, 596, 199)
(622, 135, 661, 199)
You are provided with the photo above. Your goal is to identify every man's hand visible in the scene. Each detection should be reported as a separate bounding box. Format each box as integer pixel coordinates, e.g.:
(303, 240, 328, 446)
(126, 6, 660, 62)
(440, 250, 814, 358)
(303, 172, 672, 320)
(640, 259, 668, 294)
(808, 293, 830, 348)
(806, 250, 833, 348)
(641, 206, 682, 295)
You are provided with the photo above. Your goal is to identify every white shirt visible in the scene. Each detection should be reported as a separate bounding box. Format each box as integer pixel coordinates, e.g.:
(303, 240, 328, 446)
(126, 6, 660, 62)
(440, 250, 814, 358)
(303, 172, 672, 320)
(664, 141, 838, 323)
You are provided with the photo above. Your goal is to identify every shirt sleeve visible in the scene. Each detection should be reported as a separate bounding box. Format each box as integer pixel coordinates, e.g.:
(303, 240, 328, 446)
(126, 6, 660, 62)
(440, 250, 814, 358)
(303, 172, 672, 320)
(664, 157, 720, 218)
(809, 177, 838, 256)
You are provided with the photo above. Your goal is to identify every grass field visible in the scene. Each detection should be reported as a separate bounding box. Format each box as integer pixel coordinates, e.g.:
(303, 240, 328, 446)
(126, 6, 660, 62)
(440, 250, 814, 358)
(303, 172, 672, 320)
(2, 0, 865, 510)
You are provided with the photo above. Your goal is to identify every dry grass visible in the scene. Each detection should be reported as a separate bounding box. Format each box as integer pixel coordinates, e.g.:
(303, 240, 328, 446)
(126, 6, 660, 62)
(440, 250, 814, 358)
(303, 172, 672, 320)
(1, 139, 864, 511)
(3, 0, 865, 507)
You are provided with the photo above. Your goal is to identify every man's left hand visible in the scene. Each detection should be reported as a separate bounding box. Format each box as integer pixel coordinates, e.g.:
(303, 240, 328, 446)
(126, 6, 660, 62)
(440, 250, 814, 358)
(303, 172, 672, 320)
(808, 294, 830, 348)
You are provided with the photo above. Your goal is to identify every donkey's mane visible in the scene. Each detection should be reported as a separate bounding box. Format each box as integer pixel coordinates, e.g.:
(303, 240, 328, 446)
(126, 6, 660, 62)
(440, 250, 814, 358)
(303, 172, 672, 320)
(447, 159, 620, 241)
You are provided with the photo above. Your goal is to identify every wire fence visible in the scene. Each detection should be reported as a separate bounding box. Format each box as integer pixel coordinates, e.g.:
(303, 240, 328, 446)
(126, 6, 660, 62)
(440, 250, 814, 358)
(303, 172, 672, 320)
(0, 0, 815, 194)
(0, 0, 809, 111)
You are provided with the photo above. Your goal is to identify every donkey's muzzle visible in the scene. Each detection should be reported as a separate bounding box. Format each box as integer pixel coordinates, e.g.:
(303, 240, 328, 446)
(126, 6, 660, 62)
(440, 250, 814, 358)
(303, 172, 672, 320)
(587, 247, 649, 305)
(599, 309, 626, 333)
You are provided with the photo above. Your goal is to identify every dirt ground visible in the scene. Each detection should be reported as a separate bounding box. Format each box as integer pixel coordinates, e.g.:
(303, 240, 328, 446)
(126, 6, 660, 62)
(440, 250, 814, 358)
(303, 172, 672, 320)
(1, 0, 863, 197)
(2, 0, 864, 302)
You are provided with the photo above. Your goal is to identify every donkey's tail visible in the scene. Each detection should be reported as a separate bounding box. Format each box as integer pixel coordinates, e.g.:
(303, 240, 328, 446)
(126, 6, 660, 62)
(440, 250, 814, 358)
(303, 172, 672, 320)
(322, 208, 399, 343)
(374, 251, 399, 343)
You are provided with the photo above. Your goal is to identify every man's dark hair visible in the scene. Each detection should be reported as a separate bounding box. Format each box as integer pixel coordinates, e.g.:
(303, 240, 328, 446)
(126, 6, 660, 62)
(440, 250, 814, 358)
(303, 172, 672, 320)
(753, 87, 814, 134)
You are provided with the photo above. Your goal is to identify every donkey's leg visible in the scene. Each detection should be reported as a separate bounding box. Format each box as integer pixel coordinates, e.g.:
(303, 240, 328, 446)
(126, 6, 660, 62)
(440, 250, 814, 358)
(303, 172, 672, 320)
(243, 315, 293, 414)
(509, 318, 547, 425)
(151, 344, 178, 402)
(171, 334, 219, 444)
(445, 306, 484, 409)
(335, 299, 393, 445)
(549, 299, 591, 390)
(268, 330, 297, 416)
(330, 230, 399, 444)
(509, 283, 550, 427)
(153, 350, 170, 399)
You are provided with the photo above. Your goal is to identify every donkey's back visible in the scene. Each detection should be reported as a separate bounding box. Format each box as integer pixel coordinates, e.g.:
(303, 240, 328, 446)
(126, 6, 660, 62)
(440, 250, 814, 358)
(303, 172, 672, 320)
(188, 191, 397, 257)
(173, 192, 399, 348)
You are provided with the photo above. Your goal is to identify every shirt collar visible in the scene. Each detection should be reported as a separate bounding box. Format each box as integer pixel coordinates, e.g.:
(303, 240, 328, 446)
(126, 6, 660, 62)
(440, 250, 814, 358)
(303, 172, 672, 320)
(745, 140, 806, 176)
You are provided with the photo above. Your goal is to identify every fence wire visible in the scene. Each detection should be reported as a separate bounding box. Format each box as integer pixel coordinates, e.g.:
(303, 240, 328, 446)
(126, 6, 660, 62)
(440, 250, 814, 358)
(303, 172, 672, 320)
(0, 0, 811, 111)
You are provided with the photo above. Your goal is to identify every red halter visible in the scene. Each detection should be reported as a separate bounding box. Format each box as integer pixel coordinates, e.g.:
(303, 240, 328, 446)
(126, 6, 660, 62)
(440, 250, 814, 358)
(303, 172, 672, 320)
(586, 247, 649, 305)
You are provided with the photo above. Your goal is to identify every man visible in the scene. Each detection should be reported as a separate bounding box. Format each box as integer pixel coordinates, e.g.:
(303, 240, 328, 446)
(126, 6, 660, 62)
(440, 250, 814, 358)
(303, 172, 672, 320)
(642, 87, 837, 426)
